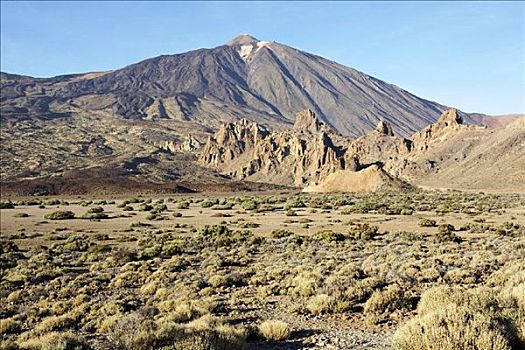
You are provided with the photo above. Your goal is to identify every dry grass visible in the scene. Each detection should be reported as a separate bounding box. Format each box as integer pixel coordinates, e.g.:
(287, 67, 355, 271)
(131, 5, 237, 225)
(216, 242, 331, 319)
(0, 191, 524, 349)
(258, 320, 291, 341)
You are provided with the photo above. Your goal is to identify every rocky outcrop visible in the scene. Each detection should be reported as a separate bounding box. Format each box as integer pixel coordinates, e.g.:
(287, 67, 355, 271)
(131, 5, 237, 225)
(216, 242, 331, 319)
(199, 119, 269, 166)
(199, 108, 521, 192)
(304, 165, 413, 193)
(178, 134, 202, 152)
(200, 110, 351, 186)
(375, 120, 394, 136)
(157, 134, 202, 153)
(412, 108, 464, 152)
(294, 109, 324, 133)
(345, 120, 412, 177)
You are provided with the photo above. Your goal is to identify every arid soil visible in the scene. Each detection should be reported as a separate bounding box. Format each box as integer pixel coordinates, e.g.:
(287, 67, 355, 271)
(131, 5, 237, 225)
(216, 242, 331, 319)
(1, 191, 524, 349)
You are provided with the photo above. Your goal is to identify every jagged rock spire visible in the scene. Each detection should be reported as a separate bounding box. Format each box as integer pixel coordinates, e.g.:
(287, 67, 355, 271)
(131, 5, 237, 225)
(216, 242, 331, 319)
(294, 109, 322, 133)
(375, 120, 394, 136)
(437, 108, 463, 127)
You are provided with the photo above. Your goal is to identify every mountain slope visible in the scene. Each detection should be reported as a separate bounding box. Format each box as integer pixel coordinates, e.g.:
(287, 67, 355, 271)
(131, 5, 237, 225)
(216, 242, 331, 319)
(3, 34, 460, 138)
(1, 34, 520, 190)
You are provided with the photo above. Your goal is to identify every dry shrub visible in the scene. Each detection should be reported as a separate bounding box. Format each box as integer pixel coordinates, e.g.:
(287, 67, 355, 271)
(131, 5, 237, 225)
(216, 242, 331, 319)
(393, 285, 525, 350)
(34, 314, 76, 334)
(393, 304, 512, 350)
(158, 329, 246, 350)
(109, 311, 246, 350)
(18, 332, 90, 350)
(364, 284, 410, 314)
(306, 294, 334, 315)
(44, 211, 75, 220)
(110, 313, 157, 350)
(258, 320, 291, 341)
(289, 272, 318, 298)
(0, 318, 21, 335)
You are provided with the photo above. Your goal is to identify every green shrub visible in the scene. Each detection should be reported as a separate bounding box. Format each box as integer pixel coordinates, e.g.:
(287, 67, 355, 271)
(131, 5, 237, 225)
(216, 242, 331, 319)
(138, 204, 154, 212)
(81, 211, 108, 219)
(177, 201, 190, 209)
(436, 224, 461, 243)
(146, 213, 165, 221)
(0, 201, 14, 209)
(285, 197, 306, 209)
(198, 225, 231, 238)
(237, 222, 259, 229)
(201, 199, 218, 208)
(44, 211, 75, 220)
(211, 203, 234, 210)
(271, 229, 294, 239)
(241, 200, 258, 211)
(87, 206, 104, 214)
(349, 224, 378, 240)
(312, 230, 345, 242)
(419, 218, 437, 227)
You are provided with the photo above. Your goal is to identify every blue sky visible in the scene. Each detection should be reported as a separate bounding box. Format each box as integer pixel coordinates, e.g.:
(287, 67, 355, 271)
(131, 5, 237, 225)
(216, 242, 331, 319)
(1, 1, 523, 115)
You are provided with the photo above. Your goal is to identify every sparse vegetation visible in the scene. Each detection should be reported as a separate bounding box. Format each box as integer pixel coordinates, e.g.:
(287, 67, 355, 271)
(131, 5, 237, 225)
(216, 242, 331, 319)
(258, 320, 291, 341)
(44, 211, 75, 220)
(1, 191, 524, 349)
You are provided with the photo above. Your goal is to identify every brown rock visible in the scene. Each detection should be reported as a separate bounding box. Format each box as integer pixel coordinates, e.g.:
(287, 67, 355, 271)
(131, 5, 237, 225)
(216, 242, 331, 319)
(304, 165, 412, 193)
(294, 109, 323, 133)
(375, 120, 394, 136)
(200, 109, 349, 186)
(437, 108, 463, 127)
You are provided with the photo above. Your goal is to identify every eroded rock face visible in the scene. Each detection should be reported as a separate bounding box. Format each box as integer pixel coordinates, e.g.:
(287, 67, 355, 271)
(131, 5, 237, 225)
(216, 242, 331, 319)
(294, 109, 324, 133)
(200, 110, 350, 185)
(199, 108, 479, 190)
(438, 108, 463, 127)
(412, 108, 464, 152)
(375, 120, 394, 136)
(179, 134, 202, 152)
(157, 134, 202, 153)
(199, 119, 269, 166)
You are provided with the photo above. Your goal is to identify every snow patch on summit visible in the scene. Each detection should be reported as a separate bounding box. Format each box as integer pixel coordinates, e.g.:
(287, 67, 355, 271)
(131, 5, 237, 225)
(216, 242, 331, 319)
(257, 41, 270, 50)
(238, 41, 272, 61)
(239, 45, 253, 61)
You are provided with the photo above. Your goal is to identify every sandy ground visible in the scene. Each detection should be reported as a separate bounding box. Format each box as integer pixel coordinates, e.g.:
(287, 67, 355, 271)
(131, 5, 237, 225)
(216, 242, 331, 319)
(2, 200, 524, 248)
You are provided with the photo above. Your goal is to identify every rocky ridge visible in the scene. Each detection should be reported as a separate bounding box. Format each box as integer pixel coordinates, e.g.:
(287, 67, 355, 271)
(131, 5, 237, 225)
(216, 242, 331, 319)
(199, 109, 351, 186)
(199, 108, 525, 192)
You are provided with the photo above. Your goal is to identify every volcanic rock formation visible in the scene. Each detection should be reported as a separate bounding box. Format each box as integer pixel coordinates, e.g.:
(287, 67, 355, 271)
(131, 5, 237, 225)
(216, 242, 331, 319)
(200, 109, 352, 186)
(2, 35, 494, 141)
(200, 108, 525, 192)
(1, 35, 523, 192)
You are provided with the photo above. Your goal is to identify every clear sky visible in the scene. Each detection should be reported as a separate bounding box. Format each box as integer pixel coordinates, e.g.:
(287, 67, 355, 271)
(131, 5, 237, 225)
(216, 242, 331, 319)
(1, 1, 524, 115)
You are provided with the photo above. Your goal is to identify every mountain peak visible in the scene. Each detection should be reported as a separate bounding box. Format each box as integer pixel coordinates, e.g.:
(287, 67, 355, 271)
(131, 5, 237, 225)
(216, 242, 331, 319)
(226, 34, 260, 46)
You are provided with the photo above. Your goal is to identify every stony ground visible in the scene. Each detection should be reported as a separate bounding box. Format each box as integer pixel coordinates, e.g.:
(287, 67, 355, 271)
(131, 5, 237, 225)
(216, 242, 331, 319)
(1, 191, 524, 350)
